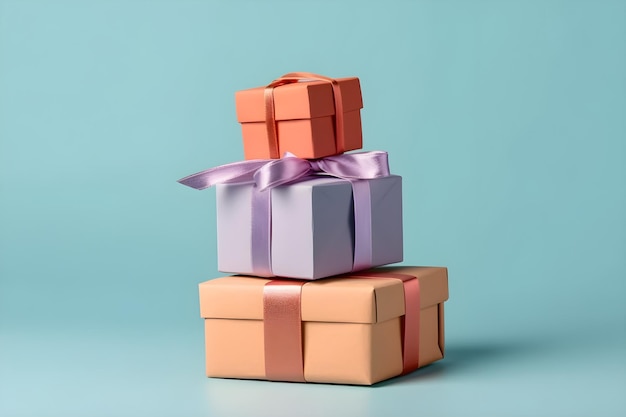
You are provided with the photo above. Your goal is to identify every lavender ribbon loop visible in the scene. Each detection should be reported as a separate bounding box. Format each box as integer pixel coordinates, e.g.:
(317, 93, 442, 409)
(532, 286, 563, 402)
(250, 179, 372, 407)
(254, 151, 390, 190)
(178, 159, 271, 190)
(178, 151, 391, 276)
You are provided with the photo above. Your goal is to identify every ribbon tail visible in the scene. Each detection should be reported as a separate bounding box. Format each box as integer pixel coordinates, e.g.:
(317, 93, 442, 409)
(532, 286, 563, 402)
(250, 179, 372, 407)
(178, 159, 270, 190)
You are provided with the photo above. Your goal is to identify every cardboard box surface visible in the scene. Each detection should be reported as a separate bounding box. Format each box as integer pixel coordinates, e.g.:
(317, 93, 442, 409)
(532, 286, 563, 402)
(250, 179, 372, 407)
(199, 265, 449, 385)
(235, 77, 363, 159)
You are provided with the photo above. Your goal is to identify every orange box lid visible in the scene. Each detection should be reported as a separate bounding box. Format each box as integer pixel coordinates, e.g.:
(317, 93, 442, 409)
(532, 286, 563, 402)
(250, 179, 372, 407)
(199, 266, 448, 324)
(235, 77, 363, 123)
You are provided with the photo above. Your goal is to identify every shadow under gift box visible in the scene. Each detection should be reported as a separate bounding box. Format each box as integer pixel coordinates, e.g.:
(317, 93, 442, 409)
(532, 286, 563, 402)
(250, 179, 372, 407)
(199, 266, 449, 385)
(235, 77, 363, 160)
(216, 175, 403, 280)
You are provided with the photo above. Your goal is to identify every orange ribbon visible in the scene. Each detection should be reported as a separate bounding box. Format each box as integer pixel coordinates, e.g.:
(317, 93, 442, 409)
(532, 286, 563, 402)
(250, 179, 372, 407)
(264, 72, 346, 159)
(262, 273, 420, 382)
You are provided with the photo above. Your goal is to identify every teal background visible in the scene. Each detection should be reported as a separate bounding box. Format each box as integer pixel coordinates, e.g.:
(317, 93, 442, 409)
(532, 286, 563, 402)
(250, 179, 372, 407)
(1, 0, 625, 416)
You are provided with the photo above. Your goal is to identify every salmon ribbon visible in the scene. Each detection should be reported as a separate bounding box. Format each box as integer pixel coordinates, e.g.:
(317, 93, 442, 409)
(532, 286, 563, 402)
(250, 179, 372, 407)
(262, 273, 421, 382)
(178, 151, 391, 276)
(264, 72, 346, 159)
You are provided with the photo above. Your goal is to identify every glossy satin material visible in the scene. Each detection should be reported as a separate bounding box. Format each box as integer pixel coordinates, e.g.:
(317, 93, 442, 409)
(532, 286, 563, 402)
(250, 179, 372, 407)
(263, 280, 306, 382)
(254, 151, 389, 190)
(250, 188, 272, 276)
(178, 151, 391, 276)
(350, 180, 373, 272)
(264, 72, 346, 159)
(178, 151, 389, 191)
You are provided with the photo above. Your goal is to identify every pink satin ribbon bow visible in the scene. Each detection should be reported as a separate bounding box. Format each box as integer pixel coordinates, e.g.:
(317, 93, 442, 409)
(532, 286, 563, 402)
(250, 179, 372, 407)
(178, 151, 391, 276)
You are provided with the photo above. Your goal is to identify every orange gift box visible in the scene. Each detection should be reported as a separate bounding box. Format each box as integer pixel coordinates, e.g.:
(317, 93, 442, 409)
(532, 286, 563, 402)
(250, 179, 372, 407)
(198, 266, 449, 385)
(235, 73, 363, 160)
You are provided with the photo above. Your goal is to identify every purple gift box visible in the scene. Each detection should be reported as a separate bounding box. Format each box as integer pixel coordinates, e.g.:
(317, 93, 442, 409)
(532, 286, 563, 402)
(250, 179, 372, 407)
(216, 175, 403, 279)
(178, 151, 403, 280)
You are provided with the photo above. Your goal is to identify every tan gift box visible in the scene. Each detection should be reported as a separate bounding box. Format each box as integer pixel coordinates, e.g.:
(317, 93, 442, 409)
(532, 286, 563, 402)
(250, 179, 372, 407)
(198, 266, 449, 385)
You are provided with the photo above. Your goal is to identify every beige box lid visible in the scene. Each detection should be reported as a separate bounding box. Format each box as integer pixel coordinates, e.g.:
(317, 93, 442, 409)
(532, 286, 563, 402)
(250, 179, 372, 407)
(199, 266, 448, 324)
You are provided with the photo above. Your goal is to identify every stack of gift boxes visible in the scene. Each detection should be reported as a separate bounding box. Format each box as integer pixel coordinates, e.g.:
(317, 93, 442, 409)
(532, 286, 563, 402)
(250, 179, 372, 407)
(179, 72, 449, 385)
